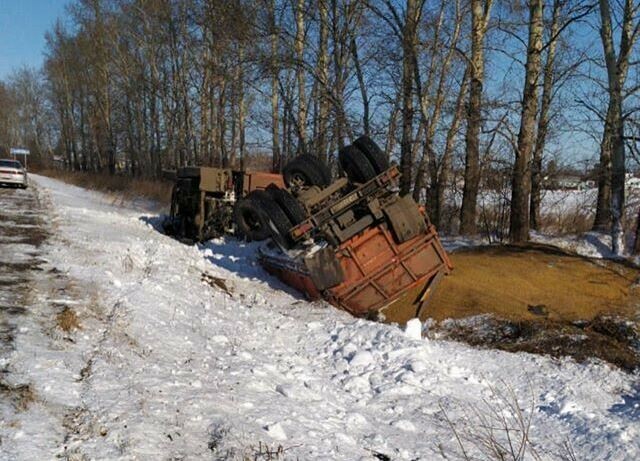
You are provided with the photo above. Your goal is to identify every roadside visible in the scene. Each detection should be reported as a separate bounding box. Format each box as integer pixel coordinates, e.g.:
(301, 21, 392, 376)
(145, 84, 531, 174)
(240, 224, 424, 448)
(0, 179, 114, 458)
(0, 185, 48, 414)
(2, 173, 634, 460)
(32, 168, 172, 211)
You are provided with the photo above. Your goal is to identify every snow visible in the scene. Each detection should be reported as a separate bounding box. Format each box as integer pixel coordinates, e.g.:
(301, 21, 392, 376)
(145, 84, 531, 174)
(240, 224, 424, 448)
(0, 174, 639, 460)
(403, 318, 423, 340)
(531, 230, 617, 259)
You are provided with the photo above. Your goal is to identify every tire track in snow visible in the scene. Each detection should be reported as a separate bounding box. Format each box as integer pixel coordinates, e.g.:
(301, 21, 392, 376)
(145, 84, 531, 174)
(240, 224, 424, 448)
(59, 238, 163, 459)
(0, 185, 50, 416)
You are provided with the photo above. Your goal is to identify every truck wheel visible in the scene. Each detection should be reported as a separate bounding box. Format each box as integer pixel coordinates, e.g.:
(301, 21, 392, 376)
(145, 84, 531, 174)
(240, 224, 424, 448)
(339, 145, 377, 184)
(234, 193, 271, 241)
(234, 190, 295, 246)
(266, 185, 307, 225)
(283, 155, 331, 188)
(353, 135, 389, 174)
(251, 190, 296, 248)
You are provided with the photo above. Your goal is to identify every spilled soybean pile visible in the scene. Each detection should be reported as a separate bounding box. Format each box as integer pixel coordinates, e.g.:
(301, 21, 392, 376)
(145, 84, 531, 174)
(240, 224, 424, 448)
(425, 244, 640, 370)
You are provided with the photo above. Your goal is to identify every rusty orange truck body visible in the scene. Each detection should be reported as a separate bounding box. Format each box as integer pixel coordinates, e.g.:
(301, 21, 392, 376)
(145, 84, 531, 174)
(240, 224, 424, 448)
(260, 218, 451, 322)
(258, 164, 452, 323)
(166, 136, 452, 323)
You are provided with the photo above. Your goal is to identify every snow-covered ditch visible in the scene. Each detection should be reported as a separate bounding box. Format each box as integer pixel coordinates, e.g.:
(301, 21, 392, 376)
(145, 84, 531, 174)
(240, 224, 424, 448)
(1, 175, 638, 460)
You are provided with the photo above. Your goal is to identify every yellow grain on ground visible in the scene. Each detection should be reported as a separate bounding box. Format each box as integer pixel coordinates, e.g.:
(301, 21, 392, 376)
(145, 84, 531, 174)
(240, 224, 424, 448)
(424, 244, 640, 323)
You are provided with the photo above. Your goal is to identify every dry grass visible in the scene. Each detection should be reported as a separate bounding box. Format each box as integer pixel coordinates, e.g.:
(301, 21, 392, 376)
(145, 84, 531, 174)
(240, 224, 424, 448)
(436, 315, 640, 371)
(34, 168, 173, 206)
(57, 307, 81, 332)
(438, 382, 582, 461)
(0, 381, 36, 411)
(537, 209, 594, 235)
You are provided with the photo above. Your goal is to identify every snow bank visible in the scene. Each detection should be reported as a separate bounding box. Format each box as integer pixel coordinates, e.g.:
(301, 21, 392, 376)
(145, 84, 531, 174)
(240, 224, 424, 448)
(1, 174, 638, 460)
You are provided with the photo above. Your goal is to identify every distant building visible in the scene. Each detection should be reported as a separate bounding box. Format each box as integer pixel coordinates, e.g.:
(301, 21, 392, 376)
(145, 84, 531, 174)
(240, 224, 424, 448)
(546, 174, 585, 190)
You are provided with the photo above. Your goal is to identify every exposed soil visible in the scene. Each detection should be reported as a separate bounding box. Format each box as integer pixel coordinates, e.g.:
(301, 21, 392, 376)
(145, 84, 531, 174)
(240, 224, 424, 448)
(425, 244, 640, 371)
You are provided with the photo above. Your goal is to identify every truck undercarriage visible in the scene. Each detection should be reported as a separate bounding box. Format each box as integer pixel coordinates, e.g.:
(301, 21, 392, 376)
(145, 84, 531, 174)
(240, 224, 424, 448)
(164, 136, 452, 321)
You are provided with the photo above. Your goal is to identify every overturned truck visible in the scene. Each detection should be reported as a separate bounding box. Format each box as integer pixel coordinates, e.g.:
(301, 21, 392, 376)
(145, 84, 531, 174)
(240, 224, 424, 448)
(165, 136, 452, 322)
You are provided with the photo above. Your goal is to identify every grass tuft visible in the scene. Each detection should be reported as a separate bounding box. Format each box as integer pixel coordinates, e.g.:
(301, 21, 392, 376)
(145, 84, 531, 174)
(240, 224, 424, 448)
(57, 307, 80, 332)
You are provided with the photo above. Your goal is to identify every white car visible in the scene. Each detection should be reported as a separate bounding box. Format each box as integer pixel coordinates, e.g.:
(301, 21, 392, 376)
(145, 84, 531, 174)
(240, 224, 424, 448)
(0, 159, 28, 188)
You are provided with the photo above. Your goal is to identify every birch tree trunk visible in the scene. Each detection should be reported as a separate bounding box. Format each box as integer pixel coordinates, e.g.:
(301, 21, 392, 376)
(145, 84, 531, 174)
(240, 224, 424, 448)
(432, 68, 469, 229)
(399, 0, 419, 195)
(530, 0, 561, 231)
(460, 0, 493, 235)
(317, 0, 329, 163)
(598, 0, 638, 255)
(270, 0, 281, 172)
(331, 0, 348, 149)
(351, 35, 369, 136)
(509, 0, 544, 243)
(593, 111, 613, 231)
(295, 0, 307, 154)
(413, 0, 463, 203)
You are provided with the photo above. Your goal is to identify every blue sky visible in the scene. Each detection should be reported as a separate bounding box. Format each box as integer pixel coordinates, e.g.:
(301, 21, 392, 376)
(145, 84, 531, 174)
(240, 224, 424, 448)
(0, 0, 69, 79)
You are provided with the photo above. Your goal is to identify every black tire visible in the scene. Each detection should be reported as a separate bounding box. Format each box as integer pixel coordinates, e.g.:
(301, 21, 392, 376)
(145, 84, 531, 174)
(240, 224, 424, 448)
(353, 135, 389, 174)
(234, 190, 294, 246)
(298, 154, 332, 185)
(233, 193, 271, 241)
(251, 190, 296, 248)
(283, 154, 331, 188)
(339, 145, 377, 184)
(266, 185, 307, 225)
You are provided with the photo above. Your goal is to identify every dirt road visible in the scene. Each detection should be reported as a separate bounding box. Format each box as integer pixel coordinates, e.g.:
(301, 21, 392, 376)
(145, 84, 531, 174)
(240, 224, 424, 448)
(0, 185, 48, 357)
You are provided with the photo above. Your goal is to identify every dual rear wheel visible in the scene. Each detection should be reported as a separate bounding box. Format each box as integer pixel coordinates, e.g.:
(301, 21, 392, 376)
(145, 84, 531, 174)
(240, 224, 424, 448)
(339, 135, 389, 184)
(233, 187, 306, 248)
(234, 135, 389, 245)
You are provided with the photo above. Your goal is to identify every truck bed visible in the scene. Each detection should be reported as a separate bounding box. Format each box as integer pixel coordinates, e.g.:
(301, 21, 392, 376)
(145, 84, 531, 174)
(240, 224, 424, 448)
(259, 217, 452, 323)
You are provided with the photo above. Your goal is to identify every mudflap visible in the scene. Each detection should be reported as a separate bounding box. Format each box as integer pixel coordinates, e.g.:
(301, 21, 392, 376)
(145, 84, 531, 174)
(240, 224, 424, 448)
(383, 195, 427, 243)
(304, 247, 345, 291)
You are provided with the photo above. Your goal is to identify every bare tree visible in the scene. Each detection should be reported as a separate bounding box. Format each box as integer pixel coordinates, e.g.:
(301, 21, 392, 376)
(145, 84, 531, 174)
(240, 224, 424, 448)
(509, 0, 545, 243)
(269, 0, 282, 172)
(530, 0, 562, 231)
(295, 0, 307, 153)
(598, 0, 640, 254)
(431, 68, 470, 229)
(460, 0, 493, 235)
(316, 0, 330, 162)
(399, 0, 421, 195)
(19, 0, 623, 253)
(412, 0, 465, 204)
